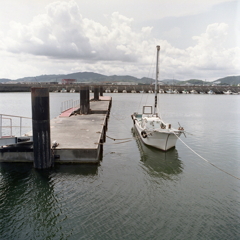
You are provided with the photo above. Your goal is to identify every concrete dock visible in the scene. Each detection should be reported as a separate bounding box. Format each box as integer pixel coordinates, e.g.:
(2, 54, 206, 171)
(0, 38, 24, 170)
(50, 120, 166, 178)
(0, 96, 111, 164)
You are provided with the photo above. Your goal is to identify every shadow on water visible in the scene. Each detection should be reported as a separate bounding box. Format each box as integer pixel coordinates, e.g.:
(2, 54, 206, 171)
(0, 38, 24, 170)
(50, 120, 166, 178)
(0, 162, 99, 239)
(132, 128, 183, 180)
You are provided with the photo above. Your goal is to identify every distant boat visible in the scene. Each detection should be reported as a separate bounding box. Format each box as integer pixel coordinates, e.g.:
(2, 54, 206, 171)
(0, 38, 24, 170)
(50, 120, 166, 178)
(113, 89, 118, 93)
(199, 92, 205, 94)
(159, 89, 165, 94)
(60, 88, 67, 93)
(173, 89, 179, 94)
(190, 90, 198, 94)
(166, 89, 174, 94)
(208, 90, 215, 94)
(223, 90, 232, 95)
(182, 89, 189, 94)
(70, 88, 75, 93)
(131, 45, 184, 151)
(122, 90, 127, 93)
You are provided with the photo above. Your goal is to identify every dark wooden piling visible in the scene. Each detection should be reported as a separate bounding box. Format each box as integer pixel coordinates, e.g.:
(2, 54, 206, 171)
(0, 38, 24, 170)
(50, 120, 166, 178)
(31, 88, 53, 169)
(94, 86, 99, 101)
(100, 86, 103, 96)
(80, 86, 90, 114)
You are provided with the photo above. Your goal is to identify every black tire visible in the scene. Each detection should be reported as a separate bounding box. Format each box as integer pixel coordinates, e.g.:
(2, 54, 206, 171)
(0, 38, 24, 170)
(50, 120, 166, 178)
(141, 131, 147, 138)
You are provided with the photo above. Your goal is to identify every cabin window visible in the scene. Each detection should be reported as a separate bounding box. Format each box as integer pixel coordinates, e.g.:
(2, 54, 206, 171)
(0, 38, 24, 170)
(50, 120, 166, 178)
(143, 106, 152, 114)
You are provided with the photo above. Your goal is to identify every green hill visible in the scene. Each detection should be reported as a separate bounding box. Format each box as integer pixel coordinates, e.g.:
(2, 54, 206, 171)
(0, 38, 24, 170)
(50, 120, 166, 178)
(1, 72, 240, 85)
(213, 76, 240, 85)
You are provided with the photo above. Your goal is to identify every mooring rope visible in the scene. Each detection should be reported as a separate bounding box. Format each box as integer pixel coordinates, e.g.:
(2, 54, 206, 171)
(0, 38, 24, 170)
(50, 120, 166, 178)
(172, 131, 240, 180)
(106, 135, 132, 141)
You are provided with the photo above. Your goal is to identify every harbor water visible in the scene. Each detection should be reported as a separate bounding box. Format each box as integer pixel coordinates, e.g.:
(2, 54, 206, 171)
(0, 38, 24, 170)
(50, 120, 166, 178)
(0, 92, 240, 240)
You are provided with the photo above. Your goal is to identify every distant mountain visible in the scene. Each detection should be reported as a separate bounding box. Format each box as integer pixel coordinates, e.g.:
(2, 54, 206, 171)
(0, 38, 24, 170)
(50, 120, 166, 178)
(0, 78, 12, 83)
(179, 79, 205, 85)
(1, 72, 240, 85)
(213, 76, 240, 85)
(161, 79, 180, 84)
(3, 72, 149, 84)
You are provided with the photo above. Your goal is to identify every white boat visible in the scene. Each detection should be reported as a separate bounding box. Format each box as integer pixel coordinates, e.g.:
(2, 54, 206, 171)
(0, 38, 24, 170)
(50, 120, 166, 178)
(173, 89, 179, 94)
(131, 45, 184, 151)
(190, 90, 198, 94)
(60, 88, 67, 93)
(166, 89, 174, 94)
(159, 89, 165, 94)
(70, 88, 75, 93)
(208, 90, 215, 94)
(223, 90, 232, 95)
(182, 89, 189, 94)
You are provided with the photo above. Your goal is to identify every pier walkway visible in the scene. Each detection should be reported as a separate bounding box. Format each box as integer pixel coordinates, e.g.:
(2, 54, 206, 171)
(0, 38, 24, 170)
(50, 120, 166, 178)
(0, 96, 112, 164)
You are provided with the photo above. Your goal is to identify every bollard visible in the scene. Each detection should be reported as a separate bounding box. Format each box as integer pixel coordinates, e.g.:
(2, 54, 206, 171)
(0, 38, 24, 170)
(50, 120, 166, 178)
(31, 88, 53, 169)
(80, 86, 90, 114)
(100, 86, 103, 96)
(94, 86, 99, 101)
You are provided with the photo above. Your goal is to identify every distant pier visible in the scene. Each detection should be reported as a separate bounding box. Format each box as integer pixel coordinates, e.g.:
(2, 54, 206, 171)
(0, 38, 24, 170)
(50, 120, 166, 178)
(0, 83, 239, 94)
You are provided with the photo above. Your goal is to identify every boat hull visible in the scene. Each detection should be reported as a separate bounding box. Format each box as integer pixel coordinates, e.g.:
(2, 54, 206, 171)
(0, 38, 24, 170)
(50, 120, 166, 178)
(132, 116, 180, 151)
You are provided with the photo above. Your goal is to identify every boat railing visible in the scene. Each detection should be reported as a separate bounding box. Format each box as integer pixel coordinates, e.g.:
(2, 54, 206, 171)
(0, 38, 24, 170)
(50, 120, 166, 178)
(60, 99, 80, 113)
(0, 114, 32, 138)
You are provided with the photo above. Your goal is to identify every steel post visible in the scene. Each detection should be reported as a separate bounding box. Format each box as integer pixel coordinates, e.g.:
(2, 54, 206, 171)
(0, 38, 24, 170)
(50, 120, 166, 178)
(31, 88, 53, 169)
(80, 86, 90, 114)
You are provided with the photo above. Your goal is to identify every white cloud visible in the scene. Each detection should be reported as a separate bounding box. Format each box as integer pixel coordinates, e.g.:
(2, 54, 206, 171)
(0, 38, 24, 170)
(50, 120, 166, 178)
(3, 2, 145, 62)
(0, 0, 239, 81)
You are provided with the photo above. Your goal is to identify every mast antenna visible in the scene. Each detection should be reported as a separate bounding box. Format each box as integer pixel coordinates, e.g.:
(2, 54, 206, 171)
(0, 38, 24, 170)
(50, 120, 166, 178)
(154, 45, 160, 115)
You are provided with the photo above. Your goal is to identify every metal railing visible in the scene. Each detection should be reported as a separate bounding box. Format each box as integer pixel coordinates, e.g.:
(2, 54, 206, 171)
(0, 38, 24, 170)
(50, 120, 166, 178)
(60, 99, 80, 113)
(0, 114, 32, 138)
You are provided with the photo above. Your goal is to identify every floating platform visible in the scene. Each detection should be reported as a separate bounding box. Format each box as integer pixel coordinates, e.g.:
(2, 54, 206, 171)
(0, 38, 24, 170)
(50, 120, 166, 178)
(0, 96, 112, 164)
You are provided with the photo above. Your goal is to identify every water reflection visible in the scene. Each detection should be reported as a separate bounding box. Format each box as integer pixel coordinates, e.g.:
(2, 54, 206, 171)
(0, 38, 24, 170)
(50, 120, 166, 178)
(0, 163, 99, 239)
(132, 128, 183, 179)
(53, 164, 98, 176)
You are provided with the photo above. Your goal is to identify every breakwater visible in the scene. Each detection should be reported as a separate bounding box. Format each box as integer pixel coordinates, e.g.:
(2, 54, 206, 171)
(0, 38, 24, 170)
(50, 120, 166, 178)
(0, 83, 239, 94)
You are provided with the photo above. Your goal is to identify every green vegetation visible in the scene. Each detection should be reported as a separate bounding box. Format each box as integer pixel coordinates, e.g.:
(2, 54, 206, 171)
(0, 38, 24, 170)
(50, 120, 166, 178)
(1, 72, 240, 85)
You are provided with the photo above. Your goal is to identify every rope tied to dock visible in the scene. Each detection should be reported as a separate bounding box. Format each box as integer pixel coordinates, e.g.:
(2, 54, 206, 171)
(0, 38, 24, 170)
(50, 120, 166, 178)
(106, 135, 132, 141)
(171, 131, 240, 181)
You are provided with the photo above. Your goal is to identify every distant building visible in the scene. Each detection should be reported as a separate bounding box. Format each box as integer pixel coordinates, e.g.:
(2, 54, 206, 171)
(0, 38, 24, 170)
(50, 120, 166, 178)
(62, 79, 76, 84)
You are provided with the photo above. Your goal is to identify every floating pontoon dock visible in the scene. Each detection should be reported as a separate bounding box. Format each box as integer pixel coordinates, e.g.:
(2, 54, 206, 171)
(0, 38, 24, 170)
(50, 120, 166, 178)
(0, 94, 111, 165)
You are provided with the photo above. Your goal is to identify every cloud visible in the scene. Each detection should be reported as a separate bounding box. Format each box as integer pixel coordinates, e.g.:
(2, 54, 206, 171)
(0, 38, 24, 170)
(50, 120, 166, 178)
(3, 1, 149, 62)
(1, 0, 239, 80)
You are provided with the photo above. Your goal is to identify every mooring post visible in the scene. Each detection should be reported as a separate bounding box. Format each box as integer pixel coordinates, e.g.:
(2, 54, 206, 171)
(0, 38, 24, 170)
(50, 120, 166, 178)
(94, 86, 99, 101)
(31, 88, 53, 169)
(100, 86, 103, 96)
(80, 86, 90, 114)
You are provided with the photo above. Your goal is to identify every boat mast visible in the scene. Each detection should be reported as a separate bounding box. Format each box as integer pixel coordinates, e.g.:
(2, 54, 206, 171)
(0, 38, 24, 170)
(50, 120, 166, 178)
(154, 45, 160, 115)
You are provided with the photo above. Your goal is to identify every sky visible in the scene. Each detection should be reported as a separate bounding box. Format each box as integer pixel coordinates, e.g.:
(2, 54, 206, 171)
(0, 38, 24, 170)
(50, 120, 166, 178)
(0, 0, 239, 81)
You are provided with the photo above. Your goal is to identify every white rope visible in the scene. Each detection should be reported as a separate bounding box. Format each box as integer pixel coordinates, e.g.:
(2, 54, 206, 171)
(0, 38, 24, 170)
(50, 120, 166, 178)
(172, 131, 240, 180)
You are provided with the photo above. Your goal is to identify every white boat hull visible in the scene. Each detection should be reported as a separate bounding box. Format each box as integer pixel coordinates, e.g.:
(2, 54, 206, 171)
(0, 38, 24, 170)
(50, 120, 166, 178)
(132, 115, 181, 151)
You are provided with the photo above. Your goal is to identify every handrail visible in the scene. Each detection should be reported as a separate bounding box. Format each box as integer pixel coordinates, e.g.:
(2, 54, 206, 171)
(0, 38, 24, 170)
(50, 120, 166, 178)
(0, 114, 32, 138)
(61, 99, 80, 113)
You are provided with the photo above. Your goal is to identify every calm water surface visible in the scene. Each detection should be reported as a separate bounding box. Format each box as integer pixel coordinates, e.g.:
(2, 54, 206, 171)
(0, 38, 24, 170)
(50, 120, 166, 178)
(0, 92, 240, 240)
